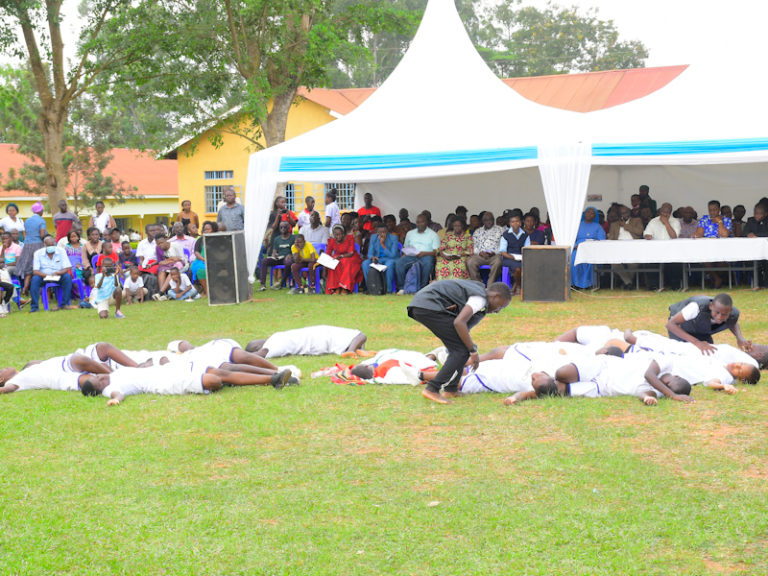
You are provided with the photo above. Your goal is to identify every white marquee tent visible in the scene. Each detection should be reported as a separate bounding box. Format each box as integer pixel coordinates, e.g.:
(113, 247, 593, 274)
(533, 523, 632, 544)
(244, 0, 768, 277)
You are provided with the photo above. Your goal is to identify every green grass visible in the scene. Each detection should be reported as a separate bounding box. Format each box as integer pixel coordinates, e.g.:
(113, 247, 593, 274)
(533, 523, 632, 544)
(1, 288, 768, 575)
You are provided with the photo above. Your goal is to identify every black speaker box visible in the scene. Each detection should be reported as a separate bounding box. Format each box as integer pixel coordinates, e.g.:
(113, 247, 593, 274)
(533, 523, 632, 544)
(204, 231, 251, 305)
(521, 246, 570, 302)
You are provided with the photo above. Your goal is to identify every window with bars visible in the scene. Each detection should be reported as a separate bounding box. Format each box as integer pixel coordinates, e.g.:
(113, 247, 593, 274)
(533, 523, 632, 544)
(204, 170, 234, 180)
(205, 185, 242, 214)
(325, 182, 356, 210)
(283, 183, 304, 212)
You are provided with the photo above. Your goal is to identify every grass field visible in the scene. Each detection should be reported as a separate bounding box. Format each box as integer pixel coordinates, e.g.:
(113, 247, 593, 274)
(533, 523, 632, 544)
(1, 287, 767, 575)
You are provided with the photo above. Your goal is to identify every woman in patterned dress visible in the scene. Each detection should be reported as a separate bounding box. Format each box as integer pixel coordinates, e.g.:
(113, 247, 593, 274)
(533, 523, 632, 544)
(435, 217, 473, 280)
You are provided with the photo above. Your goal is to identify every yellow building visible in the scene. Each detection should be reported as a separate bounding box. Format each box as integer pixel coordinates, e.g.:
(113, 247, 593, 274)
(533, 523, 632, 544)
(166, 88, 377, 221)
(0, 145, 178, 236)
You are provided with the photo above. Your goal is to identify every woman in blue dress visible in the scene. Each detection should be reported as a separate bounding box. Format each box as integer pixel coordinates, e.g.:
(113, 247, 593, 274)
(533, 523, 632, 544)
(571, 206, 605, 289)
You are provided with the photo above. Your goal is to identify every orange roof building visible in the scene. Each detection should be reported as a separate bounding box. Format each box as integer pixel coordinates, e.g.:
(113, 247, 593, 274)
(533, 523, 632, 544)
(0, 144, 178, 234)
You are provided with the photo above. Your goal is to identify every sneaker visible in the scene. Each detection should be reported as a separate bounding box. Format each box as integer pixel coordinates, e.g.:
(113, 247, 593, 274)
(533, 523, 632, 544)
(193, 293, 201, 300)
(286, 376, 300, 386)
(289, 288, 302, 295)
(304, 286, 311, 294)
(270, 370, 291, 390)
(396, 289, 405, 295)
(184, 297, 195, 302)
(258, 285, 267, 292)
(115, 311, 126, 319)
(158, 294, 168, 301)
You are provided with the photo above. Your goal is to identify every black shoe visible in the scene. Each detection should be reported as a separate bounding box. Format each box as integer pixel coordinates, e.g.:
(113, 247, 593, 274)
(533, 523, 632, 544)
(286, 376, 300, 386)
(270, 370, 290, 390)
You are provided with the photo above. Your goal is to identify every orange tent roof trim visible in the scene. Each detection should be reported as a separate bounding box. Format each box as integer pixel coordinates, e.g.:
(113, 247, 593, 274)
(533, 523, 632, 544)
(299, 65, 688, 116)
(0, 144, 177, 199)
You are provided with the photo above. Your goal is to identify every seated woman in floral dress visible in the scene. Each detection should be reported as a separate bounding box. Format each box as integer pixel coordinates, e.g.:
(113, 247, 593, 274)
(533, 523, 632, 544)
(435, 217, 473, 280)
(325, 224, 362, 295)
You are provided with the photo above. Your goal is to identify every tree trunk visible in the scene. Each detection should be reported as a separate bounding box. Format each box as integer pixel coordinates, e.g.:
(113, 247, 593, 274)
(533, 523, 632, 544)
(39, 107, 67, 208)
(263, 88, 298, 148)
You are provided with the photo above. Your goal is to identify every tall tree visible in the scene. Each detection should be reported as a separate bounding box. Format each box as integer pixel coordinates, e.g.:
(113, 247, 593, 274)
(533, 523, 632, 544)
(0, 0, 156, 207)
(102, 0, 416, 154)
(0, 64, 136, 212)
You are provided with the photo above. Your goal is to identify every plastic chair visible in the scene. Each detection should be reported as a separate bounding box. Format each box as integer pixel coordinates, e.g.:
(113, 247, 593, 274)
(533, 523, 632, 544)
(41, 283, 63, 311)
(0, 284, 13, 314)
(10, 275, 22, 310)
(478, 264, 491, 286)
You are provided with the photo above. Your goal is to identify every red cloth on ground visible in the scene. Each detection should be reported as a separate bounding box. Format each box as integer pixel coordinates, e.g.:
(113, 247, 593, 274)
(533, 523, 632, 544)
(325, 234, 362, 293)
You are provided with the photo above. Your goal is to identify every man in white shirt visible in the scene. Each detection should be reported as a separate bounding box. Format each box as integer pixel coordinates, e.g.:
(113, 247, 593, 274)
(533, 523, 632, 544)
(299, 211, 331, 245)
(135, 224, 159, 268)
(395, 213, 441, 292)
(643, 202, 682, 289)
(169, 222, 196, 262)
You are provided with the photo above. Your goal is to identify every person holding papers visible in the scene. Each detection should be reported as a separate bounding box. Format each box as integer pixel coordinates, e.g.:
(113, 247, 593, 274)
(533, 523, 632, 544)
(395, 213, 441, 293)
(499, 213, 527, 296)
(435, 217, 473, 280)
(325, 224, 362, 295)
(29, 235, 76, 312)
(362, 223, 400, 291)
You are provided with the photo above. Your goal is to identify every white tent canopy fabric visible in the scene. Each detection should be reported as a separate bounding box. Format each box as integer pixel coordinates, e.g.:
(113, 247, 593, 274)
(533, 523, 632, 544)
(244, 0, 584, 278)
(245, 0, 768, 279)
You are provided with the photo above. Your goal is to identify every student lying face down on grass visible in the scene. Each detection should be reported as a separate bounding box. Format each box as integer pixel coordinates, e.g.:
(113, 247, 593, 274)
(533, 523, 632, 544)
(0, 353, 113, 394)
(169, 338, 300, 383)
(245, 326, 370, 359)
(334, 348, 441, 385)
(503, 354, 693, 406)
(557, 324, 764, 379)
(80, 360, 294, 405)
(426, 342, 624, 397)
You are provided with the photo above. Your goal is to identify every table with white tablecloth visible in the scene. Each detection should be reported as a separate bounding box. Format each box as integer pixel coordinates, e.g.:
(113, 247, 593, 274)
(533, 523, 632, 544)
(573, 238, 768, 290)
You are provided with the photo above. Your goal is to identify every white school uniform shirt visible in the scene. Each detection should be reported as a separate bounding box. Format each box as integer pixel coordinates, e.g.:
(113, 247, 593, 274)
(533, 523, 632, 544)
(105, 361, 207, 397)
(7, 357, 81, 392)
(180, 338, 239, 368)
(263, 325, 362, 358)
(569, 354, 666, 399)
(631, 331, 758, 369)
(575, 325, 624, 351)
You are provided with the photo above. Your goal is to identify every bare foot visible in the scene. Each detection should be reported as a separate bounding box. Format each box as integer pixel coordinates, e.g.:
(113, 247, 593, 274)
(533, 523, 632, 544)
(355, 349, 376, 358)
(422, 388, 452, 404)
(340, 351, 358, 359)
(643, 396, 658, 406)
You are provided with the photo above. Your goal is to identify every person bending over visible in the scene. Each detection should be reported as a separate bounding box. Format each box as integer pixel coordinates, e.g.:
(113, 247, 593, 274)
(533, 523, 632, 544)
(667, 293, 750, 354)
(407, 280, 511, 404)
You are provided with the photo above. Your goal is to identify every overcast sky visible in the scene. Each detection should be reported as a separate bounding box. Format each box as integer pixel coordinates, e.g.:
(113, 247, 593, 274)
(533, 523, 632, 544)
(523, 0, 768, 70)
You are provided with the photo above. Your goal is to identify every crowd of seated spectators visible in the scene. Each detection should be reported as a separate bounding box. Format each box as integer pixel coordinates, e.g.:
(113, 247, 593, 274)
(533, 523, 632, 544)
(4, 184, 768, 312)
(255, 190, 554, 297)
(572, 185, 768, 291)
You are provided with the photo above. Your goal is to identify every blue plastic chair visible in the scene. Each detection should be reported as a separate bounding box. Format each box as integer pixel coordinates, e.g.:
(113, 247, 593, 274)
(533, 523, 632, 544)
(41, 282, 63, 311)
(478, 264, 491, 286)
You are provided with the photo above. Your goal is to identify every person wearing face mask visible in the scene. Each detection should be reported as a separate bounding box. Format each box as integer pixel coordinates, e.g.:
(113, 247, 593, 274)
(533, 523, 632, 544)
(29, 235, 75, 312)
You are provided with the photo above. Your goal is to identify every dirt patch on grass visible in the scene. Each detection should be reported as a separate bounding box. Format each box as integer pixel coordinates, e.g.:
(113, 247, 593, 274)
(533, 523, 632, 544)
(702, 556, 748, 574)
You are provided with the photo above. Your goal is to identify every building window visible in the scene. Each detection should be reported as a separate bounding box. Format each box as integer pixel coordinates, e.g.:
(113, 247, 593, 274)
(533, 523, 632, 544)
(114, 217, 130, 234)
(204, 170, 234, 180)
(283, 183, 304, 212)
(325, 182, 356, 210)
(205, 185, 242, 214)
